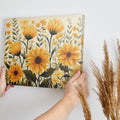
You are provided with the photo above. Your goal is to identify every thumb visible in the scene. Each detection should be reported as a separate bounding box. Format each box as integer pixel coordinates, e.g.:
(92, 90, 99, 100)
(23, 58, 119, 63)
(0, 67, 6, 81)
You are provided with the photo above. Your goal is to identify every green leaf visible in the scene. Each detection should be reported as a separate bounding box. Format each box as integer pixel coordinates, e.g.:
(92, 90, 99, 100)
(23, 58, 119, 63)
(21, 54, 27, 59)
(50, 47, 56, 60)
(40, 79, 49, 87)
(36, 43, 40, 47)
(5, 62, 10, 69)
(59, 63, 69, 72)
(23, 70, 36, 82)
(41, 68, 56, 77)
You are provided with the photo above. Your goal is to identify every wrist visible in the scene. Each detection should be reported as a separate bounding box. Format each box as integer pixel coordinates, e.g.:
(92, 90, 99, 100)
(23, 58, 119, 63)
(62, 95, 80, 108)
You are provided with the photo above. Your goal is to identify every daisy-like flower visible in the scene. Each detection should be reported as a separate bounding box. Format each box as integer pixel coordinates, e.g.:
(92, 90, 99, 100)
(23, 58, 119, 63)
(57, 43, 80, 66)
(6, 22, 11, 28)
(8, 64, 24, 83)
(47, 19, 64, 35)
(25, 47, 50, 75)
(22, 24, 37, 40)
(9, 41, 21, 56)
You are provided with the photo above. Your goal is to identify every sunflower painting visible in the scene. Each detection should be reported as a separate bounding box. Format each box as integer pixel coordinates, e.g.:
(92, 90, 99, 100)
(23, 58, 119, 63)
(4, 15, 84, 88)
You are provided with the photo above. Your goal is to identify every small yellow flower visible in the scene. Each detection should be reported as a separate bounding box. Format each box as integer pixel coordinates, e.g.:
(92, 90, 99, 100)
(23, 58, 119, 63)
(52, 70, 64, 78)
(72, 26, 77, 31)
(73, 33, 78, 38)
(40, 19, 47, 26)
(7, 40, 12, 44)
(52, 77, 59, 85)
(12, 58, 16, 63)
(6, 22, 11, 28)
(36, 23, 40, 27)
(32, 20, 35, 24)
(6, 30, 11, 35)
(56, 33, 63, 40)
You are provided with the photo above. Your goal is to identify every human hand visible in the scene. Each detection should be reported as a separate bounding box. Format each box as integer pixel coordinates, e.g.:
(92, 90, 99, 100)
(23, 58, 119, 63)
(0, 66, 14, 97)
(64, 71, 89, 107)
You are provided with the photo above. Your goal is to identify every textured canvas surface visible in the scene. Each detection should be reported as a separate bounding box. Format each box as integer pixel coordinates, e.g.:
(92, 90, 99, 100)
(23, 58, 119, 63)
(4, 15, 84, 88)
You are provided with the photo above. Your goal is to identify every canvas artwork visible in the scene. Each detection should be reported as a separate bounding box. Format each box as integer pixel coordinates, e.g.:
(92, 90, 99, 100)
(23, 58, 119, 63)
(4, 15, 84, 88)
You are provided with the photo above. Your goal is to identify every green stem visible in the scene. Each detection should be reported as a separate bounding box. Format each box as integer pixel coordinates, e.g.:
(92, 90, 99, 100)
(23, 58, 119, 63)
(49, 35, 53, 87)
(26, 40, 28, 53)
(19, 55, 22, 67)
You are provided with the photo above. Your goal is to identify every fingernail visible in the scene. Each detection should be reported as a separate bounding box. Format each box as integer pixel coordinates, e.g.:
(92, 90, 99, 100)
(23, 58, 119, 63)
(77, 71, 81, 75)
(1, 67, 5, 72)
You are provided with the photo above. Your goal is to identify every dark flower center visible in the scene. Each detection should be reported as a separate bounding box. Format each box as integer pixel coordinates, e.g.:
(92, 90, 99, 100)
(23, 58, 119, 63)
(66, 52, 71, 57)
(35, 56, 41, 64)
(25, 35, 33, 40)
(14, 70, 18, 75)
(49, 30, 57, 35)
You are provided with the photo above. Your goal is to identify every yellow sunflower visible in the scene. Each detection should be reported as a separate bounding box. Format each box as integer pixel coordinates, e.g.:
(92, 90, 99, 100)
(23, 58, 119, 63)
(40, 19, 47, 26)
(72, 26, 77, 31)
(8, 64, 24, 83)
(6, 22, 11, 28)
(73, 33, 78, 38)
(25, 47, 50, 74)
(57, 43, 80, 66)
(9, 41, 21, 56)
(22, 24, 37, 40)
(6, 30, 11, 35)
(20, 19, 29, 29)
(47, 19, 64, 35)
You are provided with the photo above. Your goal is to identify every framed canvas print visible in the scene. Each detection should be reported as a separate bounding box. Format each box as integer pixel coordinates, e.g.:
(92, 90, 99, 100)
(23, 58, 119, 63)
(4, 15, 84, 88)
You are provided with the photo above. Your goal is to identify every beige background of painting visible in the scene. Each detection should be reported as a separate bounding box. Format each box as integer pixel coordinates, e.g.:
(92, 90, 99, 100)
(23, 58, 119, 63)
(0, 0, 120, 120)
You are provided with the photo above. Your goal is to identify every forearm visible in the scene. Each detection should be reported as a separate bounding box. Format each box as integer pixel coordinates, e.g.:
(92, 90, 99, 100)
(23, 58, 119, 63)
(34, 96, 77, 120)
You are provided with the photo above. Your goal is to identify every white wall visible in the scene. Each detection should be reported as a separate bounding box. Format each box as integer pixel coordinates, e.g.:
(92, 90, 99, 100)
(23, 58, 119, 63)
(0, 0, 120, 119)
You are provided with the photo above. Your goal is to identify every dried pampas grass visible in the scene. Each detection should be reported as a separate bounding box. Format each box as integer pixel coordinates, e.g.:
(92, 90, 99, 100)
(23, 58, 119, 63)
(91, 40, 120, 120)
(76, 85, 91, 120)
